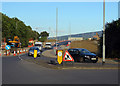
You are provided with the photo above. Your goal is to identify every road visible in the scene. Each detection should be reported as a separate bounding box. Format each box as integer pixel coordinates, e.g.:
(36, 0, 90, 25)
(2, 55, 118, 84)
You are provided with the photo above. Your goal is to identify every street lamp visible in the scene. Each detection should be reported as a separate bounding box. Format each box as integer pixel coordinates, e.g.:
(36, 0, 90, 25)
(102, 0, 105, 64)
(56, 8, 58, 50)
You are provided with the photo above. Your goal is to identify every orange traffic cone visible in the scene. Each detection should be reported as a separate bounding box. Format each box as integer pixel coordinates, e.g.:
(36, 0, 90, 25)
(20, 49, 22, 54)
(14, 50, 16, 56)
(7, 50, 9, 56)
(0, 50, 1, 56)
(17, 49, 19, 55)
(23, 49, 25, 53)
(9, 50, 10, 55)
(4, 51, 6, 56)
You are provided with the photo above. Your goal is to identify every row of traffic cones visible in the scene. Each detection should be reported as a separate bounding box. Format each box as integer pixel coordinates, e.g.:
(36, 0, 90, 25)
(4, 48, 28, 56)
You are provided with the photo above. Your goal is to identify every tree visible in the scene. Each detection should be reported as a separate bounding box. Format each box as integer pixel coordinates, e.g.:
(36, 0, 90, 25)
(1, 12, 40, 47)
(39, 31, 49, 42)
(99, 18, 120, 59)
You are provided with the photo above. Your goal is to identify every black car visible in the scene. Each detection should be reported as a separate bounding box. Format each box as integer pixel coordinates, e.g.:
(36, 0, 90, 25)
(68, 48, 98, 63)
(28, 47, 41, 57)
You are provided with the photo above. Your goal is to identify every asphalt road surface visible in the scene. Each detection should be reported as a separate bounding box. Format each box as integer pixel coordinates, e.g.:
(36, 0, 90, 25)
(2, 55, 118, 84)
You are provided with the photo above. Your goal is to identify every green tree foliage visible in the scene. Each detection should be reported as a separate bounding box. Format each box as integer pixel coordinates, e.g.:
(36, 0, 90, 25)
(1, 12, 40, 47)
(99, 18, 120, 59)
(39, 31, 49, 42)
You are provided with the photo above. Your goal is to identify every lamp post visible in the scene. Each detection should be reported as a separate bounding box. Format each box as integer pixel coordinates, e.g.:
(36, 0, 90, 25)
(102, 0, 105, 64)
(56, 8, 58, 50)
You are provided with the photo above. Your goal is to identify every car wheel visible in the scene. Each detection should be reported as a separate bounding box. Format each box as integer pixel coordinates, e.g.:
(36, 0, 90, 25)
(80, 57, 84, 62)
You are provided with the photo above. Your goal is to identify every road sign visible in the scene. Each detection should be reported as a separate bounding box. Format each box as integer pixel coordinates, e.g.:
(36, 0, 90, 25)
(5, 45, 11, 50)
(34, 50, 37, 59)
(63, 50, 74, 62)
(57, 50, 63, 64)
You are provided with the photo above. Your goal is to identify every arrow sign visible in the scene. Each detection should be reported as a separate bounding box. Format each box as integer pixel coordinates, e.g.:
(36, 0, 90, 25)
(5, 45, 11, 50)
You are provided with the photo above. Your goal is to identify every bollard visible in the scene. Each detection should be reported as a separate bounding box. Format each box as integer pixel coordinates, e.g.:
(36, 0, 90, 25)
(14, 50, 16, 56)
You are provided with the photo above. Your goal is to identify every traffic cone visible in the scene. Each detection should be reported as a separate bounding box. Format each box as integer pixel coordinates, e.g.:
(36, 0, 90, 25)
(20, 49, 22, 54)
(7, 50, 9, 56)
(4, 51, 6, 56)
(14, 50, 16, 56)
(17, 49, 19, 55)
(23, 49, 25, 53)
(0, 50, 1, 56)
(21, 49, 23, 54)
(9, 50, 10, 55)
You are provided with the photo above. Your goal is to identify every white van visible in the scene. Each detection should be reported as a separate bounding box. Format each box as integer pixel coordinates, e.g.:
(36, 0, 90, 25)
(34, 42, 43, 51)
(45, 42, 52, 49)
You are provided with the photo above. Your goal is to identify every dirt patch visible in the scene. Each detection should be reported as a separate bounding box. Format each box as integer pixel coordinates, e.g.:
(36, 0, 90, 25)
(70, 40, 98, 54)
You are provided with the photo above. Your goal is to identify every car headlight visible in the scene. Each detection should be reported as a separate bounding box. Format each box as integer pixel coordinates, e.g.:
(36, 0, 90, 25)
(85, 55, 90, 58)
(37, 52, 40, 53)
(29, 51, 32, 53)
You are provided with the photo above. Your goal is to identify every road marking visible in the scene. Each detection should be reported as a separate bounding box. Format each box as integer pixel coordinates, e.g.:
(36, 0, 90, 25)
(18, 55, 22, 60)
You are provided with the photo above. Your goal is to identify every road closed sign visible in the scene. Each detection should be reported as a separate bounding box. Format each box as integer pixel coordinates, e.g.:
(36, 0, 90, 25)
(57, 50, 63, 64)
(34, 50, 37, 59)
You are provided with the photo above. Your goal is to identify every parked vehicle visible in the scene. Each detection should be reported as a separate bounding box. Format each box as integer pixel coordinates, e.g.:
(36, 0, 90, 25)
(34, 42, 43, 51)
(45, 42, 52, 49)
(68, 48, 98, 63)
(28, 47, 41, 57)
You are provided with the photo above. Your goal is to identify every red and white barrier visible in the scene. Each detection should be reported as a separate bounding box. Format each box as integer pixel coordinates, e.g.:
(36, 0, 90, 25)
(7, 50, 9, 56)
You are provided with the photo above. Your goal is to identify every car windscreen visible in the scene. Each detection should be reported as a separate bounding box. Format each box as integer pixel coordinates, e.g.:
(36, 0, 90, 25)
(79, 49, 91, 53)
(45, 44, 51, 46)
(30, 47, 39, 50)
(35, 44, 42, 46)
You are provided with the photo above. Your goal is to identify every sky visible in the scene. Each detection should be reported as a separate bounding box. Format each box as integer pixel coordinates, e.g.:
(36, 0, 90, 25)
(1, 2, 118, 37)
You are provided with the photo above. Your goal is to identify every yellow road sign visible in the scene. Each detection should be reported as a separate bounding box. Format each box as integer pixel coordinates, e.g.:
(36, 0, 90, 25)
(34, 50, 37, 59)
(57, 50, 63, 64)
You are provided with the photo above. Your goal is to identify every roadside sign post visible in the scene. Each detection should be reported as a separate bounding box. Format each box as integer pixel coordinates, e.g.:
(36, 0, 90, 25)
(57, 50, 63, 64)
(34, 50, 37, 59)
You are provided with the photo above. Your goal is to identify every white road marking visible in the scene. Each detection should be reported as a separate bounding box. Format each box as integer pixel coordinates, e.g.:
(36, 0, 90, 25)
(18, 55, 23, 60)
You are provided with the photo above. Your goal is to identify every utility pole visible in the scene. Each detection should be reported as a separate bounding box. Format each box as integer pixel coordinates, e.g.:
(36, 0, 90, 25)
(56, 8, 58, 49)
(102, 0, 105, 64)
(69, 22, 71, 40)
